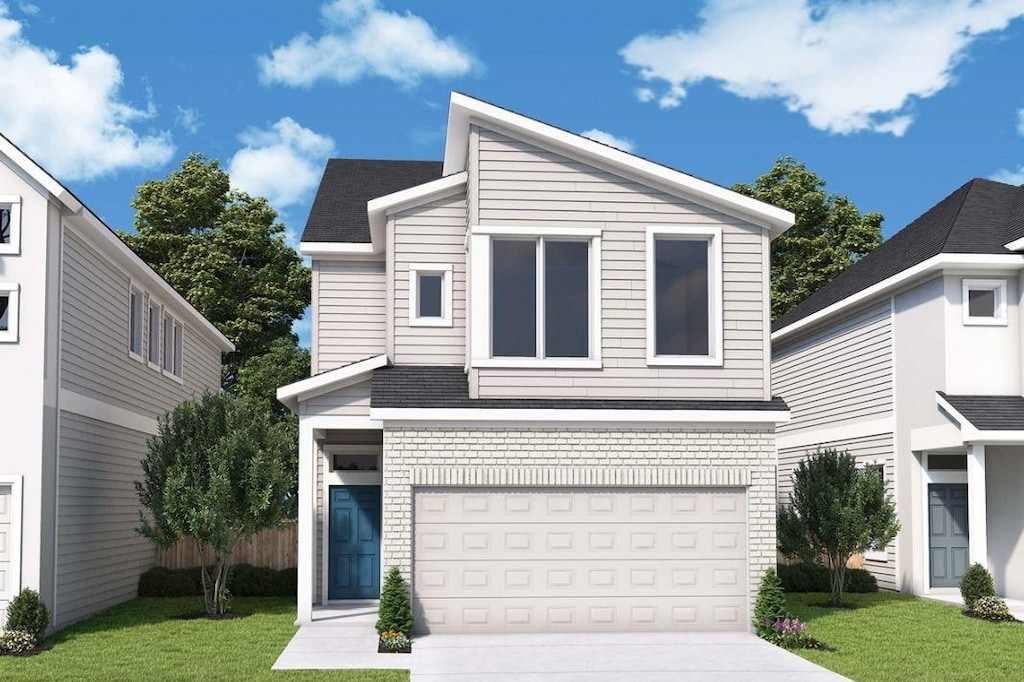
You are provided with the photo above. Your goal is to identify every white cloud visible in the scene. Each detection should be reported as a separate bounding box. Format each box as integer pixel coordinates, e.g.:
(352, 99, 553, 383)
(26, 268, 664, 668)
(257, 0, 479, 88)
(991, 166, 1024, 185)
(581, 128, 636, 153)
(0, 7, 173, 180)
(635, 87, 655, 103)
(174, 106, 202, 134)
(1017, 108, 1024, 136)
(621, 0, 1024, 136)
(17, 3, 39, 16)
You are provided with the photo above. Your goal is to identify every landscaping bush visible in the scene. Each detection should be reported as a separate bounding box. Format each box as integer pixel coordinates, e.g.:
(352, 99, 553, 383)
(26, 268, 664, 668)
(960, 563, 995, 612)
(0, 630, 36, 655)
(376, 567, 413, 635)
(845, 567, 879, 593)
(753, 567, 790, 637)
(4, 588, 50, 643)
(378, 630, 412, 653)
(777, 563, 877, 593)
(971, 596, 1016, 622)
(138, 565, 296, 598)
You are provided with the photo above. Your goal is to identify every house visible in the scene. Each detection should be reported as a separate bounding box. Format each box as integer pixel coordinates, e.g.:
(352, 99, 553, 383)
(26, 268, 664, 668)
(0, 134, 233, 629)
(772, 178, 1024, 602)
(277, 93, 794, 633)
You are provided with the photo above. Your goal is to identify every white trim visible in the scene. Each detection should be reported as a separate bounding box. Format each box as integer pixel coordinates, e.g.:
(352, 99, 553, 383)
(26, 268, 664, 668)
(0, 475, 23, 603)
(645, 225, 724, 367)
(961, 278, 1007, 326)
(775, 417, 894, 450)
(371, 407, 791, 424)
(1005, 235, 1024, 252)
(470, 357, 603, 369)
(773, 254, 1024, 342)
(889, 294, 901, 590)
(910, 424, 964, 451)
(442, 93, 794, 237)
(302, 415, 384, 431)
(297, 420, 315, 624)
(146, 295, 162, 371)
(0, 282, 19, 343)
(471, 225, 603, 238)
(920, 452, 969, 593)
(0, 194, 22, 255)
(277, 354, 389, 413)
(366, 172, 468, 253)
(966, 443, 988, 568)
(0, 134, 81, 212)
(127, 281, 145, 362)
(59, 388, 159, 434)
(300, 242, 376, 257)
(408, 263, 453, 328)
(160, 309, 184, 384)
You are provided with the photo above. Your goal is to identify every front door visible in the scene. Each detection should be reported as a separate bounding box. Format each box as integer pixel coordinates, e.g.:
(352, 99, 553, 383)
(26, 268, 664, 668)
(328, 486, 381, 600)
(929, 483, 969, 588)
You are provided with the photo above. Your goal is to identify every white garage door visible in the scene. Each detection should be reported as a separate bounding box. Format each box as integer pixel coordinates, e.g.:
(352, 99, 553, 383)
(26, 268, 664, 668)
(0, 484, 13, 622)
(413, 487, 747, 633)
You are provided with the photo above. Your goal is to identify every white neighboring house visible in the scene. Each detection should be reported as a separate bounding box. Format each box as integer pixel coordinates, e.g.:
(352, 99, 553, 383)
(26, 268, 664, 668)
(773, 178, 1024, 601)
(278, 93, 795, 633)
(0, 134, 233, 629)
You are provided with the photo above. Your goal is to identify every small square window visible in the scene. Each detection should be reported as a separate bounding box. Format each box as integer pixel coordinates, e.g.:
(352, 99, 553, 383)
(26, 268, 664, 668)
(418, 273, 443, 318)
(0, 196, 21, 255)
(408, 263, 453, 327)
(0, 283, 19, 343)
(962, 279, 1006, 326)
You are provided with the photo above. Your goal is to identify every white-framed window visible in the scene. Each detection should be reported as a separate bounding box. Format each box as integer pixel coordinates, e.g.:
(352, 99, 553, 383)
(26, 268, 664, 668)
(0, 282, 20, 343)
(162, 311, 183, 380)
(408, 263, 453, 327)
(646, 225, 723, 366)
(0, 195, 21, 255)
(469, 226, 602, 369)
(128, 284, 144, 360)
(863, 461, 888, 561)
(962, 279, 1007, 326)
(147, 298, 162, 369)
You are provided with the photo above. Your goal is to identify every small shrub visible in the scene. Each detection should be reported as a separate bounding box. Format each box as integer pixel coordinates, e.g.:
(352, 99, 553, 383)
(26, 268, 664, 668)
(845, 568, 878, 593)
(378, 630, 412, 653)
(762, 616, 809, 648)
(4, 588, 50, 643)
(0, 630, 36, 655)
(753, 568, 790, 637)
(960, 563, 995, 612)
(777, 563, 877, 593)
(137, 565, 297, 598)
(971, 596, 1016, 622)
(376, 567, 414, 635)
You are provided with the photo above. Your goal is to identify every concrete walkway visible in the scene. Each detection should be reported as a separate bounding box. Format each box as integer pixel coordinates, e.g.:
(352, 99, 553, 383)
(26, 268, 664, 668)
(274, 604, 847, 681)
(925, 592, 1024, 620)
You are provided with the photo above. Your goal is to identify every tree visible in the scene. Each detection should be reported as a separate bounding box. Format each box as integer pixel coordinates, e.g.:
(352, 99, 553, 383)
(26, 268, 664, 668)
(777, 449, 899, 606)
(733, 157, 883, 321)
(121, 154, 311, 389)
(376, 567, 414, 635)
(136, 392, 293, 615)
(753, 567, 790, 637)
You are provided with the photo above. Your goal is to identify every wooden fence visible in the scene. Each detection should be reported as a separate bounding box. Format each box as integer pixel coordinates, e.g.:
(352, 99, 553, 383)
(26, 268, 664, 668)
(155, 524, 298, 570)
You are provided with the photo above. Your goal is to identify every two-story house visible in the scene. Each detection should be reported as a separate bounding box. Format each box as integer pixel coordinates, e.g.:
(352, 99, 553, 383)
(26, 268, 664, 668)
(278, 93, 794, 633)
(773, 178, 1024, 605)
(0, 134, 232, 629)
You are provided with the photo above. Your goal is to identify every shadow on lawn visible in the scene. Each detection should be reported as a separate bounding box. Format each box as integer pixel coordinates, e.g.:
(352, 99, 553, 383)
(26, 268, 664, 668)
(787, 593, 894, 624)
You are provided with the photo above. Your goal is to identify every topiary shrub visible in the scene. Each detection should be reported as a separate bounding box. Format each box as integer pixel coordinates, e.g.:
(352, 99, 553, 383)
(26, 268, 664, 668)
(375, 567, 413, 635)
(960, 563, 995, 612)
(971, 596, 1016, 622)
(0, 630, 36, 655)
(753, 567, 790, 637)
(4, 589, 50, 643)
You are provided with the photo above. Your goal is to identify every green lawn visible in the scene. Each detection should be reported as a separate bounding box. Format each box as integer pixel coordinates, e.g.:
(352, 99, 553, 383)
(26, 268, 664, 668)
(0, 597, 407, 682)
(788, 592, 1024, 681)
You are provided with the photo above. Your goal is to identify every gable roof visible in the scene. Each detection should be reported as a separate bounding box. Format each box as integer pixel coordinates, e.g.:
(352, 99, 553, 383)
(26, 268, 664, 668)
(301, 159, 443, 243)
(774, 178, 1024, 335)
(938, 392, 1024, 432)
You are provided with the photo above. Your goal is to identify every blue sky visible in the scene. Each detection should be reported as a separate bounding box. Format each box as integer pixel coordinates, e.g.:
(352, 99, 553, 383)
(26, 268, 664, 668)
(3, 1, 1024, 347)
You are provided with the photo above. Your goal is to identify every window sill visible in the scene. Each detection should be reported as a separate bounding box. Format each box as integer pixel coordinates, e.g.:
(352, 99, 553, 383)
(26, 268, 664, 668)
(0, 245, 19, 256)
(472, 357, 602, 370)
(409, 317, 453, 328)
(963, 317, 1008, 327)
(162, 369, 184, 384)
(129, 351, 145, 364)
(0, 332, 17, 344)
(647, 355, 723, 367)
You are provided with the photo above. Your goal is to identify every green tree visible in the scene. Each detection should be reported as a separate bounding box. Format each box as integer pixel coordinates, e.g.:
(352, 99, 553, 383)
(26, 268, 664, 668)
(376, 567, 414, 635)
(733, 157, 883, 320)
(777, 448, 899, 607)
(753, 567, 790, 636)
(136, 392, 293, 615)
(121, 154, 311, 389)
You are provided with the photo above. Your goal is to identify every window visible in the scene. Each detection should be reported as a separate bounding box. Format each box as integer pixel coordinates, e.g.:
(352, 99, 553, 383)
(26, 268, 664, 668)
(162, 311, 183, 379)
(128, 286, 144, 359)
(646, 226, 722, 366)
(864, 462, 888, 561)
(928, 454, 967, 471)
(962, 279, 1006, 325)
(147, 300, 161, 367)
(331, 454, 379, 471)
(0, 195, 21, 255)
(408, 263, 453, 327)
(0, 283, 19, 343)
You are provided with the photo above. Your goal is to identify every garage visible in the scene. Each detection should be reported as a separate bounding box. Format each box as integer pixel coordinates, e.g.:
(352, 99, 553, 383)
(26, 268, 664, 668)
(412, 487, 748, 633)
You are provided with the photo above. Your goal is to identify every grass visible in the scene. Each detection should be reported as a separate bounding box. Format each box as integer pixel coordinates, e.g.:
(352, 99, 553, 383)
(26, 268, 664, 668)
(0, 597, 408, 682)
(788, 592, 1024, 681)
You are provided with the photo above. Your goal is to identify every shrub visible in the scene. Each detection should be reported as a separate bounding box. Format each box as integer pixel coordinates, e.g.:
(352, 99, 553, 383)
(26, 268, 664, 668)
(972, 596, 1015, 622)
(0, 630, 36, 655)
(844, 567, 878, 593)
(376, 567, 413, 635)
(379, 630, 412, 653)
(960, 563, 995, 612)
(753, 568, 790, 637)
(777, 563, 877, 593)
(4, 588, 50, 643)
(137, 565, 296, 597)
(762, 616, 810, 648)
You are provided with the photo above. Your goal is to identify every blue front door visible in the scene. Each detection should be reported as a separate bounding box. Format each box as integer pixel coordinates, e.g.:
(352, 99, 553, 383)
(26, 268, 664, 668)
(328, 486, 382, 600)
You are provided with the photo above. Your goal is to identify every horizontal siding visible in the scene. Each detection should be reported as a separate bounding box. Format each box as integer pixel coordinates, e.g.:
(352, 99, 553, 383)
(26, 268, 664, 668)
(778, 432, 897, 591)
(315, 261, 386, 372)
(773, 301, 893, 435)
(301, 379, 372, 417)
(60, 230, 222, 420)
(393, 193, 467, 365)
(55, 412, 155, 628)
(474, 126, 768, 400)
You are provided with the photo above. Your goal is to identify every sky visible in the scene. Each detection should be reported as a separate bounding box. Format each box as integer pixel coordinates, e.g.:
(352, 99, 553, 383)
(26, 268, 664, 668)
(2, 0, 1024, 348)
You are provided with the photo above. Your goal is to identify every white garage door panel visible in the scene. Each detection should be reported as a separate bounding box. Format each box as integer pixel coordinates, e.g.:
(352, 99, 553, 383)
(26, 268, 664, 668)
(413, 487, 748, 633)
(0, 485, 11, 600)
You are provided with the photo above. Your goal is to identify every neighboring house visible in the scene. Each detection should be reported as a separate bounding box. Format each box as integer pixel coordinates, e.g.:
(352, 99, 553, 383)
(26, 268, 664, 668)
(278, 93, 794, 633)
(772, 178, 1024, 602)
(0, 134, 233, 629)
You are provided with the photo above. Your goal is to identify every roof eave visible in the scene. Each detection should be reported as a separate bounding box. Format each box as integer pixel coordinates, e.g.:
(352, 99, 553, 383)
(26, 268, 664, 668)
(276, 354, 389, 413)
(365, 172, 468, 254)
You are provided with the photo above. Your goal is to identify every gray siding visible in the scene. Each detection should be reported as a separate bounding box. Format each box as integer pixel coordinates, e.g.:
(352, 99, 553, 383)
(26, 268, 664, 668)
(392, 193, 467, 365)
(55, 412, 155, 628)
(315, 260, 386, 373)
(301, 379, 372, 417)
(773, 301, 893, 435)
(473, 126, 768, 400)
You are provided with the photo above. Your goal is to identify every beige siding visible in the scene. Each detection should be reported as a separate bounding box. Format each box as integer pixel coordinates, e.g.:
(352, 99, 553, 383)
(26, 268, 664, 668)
(392, 193, 468, 365)
(315, 260, 386, 372)
(473, 126, 768, 400)
(60, 229, 222, 420)
(773, 301, 893, 435)
(301, 379, 372, 417)
(55, 412, 155, 628)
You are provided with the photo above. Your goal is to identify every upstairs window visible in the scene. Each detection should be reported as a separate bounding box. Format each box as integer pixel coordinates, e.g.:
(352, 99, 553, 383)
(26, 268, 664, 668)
(408, 263, 453, 327)
(129, 285, 144, 360)
(147, 300, 161, 367)
(0, 283, 18, 343)
(162, 311, 183, 380)
(962, 279, 1006, 326)
(0, 196, 21, 255)
(863, 462, 888, 561)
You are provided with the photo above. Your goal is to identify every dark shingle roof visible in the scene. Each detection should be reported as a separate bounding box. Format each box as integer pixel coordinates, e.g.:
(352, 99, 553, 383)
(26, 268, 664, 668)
(939, 392, 1024, 431)
(774, 179, 1024, 332)
(302, 159, 443, 243)
(371, 365, 788, 411)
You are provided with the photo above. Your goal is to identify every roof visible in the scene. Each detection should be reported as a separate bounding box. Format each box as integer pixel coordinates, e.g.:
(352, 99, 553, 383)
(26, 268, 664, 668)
(774, 178, 1024, 333)
(938, 392, 1024, 431)
(301, 159, 443, 243)
(371, 365, 788, 412)
(276, 354, 388, 412)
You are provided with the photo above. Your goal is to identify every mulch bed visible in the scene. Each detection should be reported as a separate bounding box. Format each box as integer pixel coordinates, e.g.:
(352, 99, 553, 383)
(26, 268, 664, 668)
(377, 640, 412, 654)
(172, 612, 251, 621)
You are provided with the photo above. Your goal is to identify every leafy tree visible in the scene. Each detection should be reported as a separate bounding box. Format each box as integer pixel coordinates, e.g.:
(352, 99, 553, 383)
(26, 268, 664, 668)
(376, 567, 414, 635)
(733, 157, 883, 320)
(136, 392, 293, 615)
(777, 449, 899, 606)
(121, 154, 311, 389)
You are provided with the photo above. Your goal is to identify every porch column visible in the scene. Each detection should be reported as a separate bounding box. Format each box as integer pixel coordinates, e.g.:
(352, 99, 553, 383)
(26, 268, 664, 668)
(296, 419, 316, 624)
(967, 442, 988, 568)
